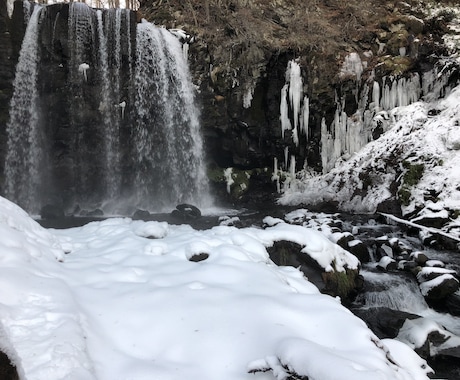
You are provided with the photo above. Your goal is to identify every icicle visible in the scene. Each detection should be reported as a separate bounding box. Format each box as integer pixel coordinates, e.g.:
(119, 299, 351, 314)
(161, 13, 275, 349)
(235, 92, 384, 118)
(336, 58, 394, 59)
(224, 168, 234, 194)
(339, 52, 364, 81)
(243, 84, 254, 109)
(119, 101, 126, 119)
(272, 157, 280, 193)
(301, 95, 309, 139)
(289, 155, 296, 178)
(288, 60, 303, 143)
(372, 80, 380, 110)
(78, 62, 89, 81)
(279, 84, 291, 138)
(284, 146, 289, 170)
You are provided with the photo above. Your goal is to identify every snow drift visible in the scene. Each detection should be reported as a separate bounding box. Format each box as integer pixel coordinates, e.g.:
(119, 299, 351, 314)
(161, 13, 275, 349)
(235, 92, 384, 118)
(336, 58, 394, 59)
(0, 196, 432, 379)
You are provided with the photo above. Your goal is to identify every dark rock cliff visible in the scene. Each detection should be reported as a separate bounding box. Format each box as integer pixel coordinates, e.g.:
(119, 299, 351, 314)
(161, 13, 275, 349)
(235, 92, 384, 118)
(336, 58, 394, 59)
(0, 0, 458, 209)
(137, 0, 457, 205)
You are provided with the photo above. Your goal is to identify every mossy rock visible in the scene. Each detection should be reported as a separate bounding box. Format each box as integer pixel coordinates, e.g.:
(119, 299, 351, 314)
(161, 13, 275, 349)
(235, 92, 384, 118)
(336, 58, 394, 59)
(208, 166, 272, 200)
(322, 267, 361, 300)
(378, 55, 413, 76)
(398, 161, 424, 206)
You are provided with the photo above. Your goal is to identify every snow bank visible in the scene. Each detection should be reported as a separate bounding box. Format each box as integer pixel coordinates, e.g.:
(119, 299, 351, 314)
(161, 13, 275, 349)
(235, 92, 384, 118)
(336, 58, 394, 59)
(0, 197, 432, 380)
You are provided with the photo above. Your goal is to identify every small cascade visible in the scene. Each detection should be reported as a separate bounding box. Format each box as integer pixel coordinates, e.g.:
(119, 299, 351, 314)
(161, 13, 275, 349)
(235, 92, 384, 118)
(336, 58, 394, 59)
(4, 4, 43, 214)
(4, 3, 211, 214)
(96, 8, 123, 199)
(356, 270, 429, 314)
(67, 2, 96, 205)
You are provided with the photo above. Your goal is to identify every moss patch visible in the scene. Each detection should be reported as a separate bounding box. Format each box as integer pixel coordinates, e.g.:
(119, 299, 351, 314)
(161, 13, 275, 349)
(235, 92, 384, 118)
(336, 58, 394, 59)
(208, 166, 271, 200)
(322, 268, 359, 300)
(398, 161, 425, 205)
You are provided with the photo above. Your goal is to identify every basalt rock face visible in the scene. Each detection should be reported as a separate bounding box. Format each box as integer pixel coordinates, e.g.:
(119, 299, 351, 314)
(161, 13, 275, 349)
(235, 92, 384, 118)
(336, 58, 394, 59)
(139, 0, 456, 204)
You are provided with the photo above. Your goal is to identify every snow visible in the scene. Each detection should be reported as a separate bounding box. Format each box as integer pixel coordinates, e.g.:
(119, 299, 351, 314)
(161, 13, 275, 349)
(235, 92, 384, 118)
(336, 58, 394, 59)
(0, 196, 433, 380)
(397, 317, 460, 356)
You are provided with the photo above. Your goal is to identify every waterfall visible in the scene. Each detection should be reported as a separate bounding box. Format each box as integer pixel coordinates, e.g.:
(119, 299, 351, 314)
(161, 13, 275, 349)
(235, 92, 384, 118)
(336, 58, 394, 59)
(356, 270, 429, 314)
(4, 3, 210, 215)
(4, 4, 43, 214)
(132, 22, 209, 211)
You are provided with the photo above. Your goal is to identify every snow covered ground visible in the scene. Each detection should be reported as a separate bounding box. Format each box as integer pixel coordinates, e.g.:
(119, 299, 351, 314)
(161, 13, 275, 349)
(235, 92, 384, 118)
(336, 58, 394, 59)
(0, 196, 433, 380)
(280, 81, 460, 240)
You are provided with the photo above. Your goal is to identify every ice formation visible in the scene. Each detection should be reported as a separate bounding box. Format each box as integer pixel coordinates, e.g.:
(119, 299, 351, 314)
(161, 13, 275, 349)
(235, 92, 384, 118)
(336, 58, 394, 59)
(320, 60, 458, 174)
(279, 60, 310, 147)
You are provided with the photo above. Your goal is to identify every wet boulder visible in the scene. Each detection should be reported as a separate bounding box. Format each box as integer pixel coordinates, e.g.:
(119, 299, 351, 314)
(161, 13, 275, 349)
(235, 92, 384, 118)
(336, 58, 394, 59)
(419, 274, 459, 300)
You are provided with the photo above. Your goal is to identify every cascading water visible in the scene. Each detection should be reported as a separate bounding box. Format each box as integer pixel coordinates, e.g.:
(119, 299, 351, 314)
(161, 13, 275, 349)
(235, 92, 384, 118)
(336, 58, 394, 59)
(356, 270, 430, 314)
(4, 4, 44, 214)
(132, 21, 209, 211)
(4, 2, 211, 215)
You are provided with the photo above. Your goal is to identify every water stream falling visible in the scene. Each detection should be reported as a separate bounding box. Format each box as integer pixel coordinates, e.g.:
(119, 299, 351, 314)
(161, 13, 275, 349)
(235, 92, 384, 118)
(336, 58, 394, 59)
(4, 5, 44, 213)
(132, 21, 208, 211)
(4, 2, 210, 215)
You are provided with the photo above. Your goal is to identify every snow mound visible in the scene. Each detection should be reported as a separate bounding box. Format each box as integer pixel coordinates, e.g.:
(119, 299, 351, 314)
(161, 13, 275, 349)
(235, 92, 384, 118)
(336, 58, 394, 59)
(0, 197, 432, 380)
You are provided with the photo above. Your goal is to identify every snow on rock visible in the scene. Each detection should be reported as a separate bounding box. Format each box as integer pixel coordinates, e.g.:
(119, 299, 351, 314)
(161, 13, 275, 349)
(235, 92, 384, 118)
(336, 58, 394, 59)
(419, 274, 459, 298)
(377, 255, 397, 271)
(397, 317, 460, 357)
(0, 197, 433, 380)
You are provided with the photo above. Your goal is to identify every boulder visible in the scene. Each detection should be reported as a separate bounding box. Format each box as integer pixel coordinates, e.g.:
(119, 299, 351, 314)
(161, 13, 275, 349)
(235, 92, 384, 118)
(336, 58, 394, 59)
(419, 274, 459, 300)
(346, 239, 371, 263)
(445, 292, 460, 316)
(0, 351, 18, 380)
(172, 204, 201, 221)
(377, 256, 397, 271)
(351, 307, 419, 339)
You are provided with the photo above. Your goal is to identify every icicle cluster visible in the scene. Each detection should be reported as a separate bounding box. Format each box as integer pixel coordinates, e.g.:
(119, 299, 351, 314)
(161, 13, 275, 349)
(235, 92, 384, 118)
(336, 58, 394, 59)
(279, 60, 310, 146)
(320, 59, 459, 174)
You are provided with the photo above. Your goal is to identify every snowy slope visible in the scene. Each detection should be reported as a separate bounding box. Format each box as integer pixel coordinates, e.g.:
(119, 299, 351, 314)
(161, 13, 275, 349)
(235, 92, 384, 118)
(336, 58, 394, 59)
(280, 82, 460, 239)
(0, 196, 431, 380)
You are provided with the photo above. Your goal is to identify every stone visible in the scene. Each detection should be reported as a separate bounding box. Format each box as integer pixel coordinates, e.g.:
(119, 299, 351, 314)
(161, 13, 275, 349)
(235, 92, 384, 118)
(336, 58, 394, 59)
(377, 256, 397, 271)
(351, 307, 419, 339)
(0, 351, 18, 380)
(189, 253, 209, 262)
(420, 275, 459, 300)
(445, 292, 460, 316)
(347, 239, 371, 263)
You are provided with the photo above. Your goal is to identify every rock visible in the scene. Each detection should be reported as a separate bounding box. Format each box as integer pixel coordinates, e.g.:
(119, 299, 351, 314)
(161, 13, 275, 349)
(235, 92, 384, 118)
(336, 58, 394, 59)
(347, 239, 371, 263)
(266, 240, 361, 300)
(351, 307, 419, 339)
(0, 351, 18, 380)
(132, 209, 151, 220)
(172, 204, 201, 220)
(410, 251, 429, 266)
(416, 267, 457, 282)
(377, 256, 397, 271)
(445, 292, 460, 316)
(397, 260, 419, 272)
(376, 242, 394, 260)
(419, 274, 459, 300)
(376, 199, 402, 216)
(189, 253, 209, 262)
